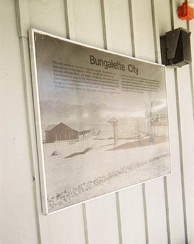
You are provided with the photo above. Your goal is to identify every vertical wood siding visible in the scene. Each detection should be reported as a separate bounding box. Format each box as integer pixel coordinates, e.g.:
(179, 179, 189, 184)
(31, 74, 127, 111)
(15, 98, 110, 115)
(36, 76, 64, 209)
(1, 0, 194, 243)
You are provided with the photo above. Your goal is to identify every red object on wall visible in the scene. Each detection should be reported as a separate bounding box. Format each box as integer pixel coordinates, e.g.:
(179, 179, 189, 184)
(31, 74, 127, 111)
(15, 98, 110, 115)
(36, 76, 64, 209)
(177, 2, 194, 20)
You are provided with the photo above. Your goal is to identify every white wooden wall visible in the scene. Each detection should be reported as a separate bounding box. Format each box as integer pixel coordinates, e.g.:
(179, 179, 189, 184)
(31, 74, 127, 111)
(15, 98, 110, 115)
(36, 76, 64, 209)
(1, 0, 194, 243)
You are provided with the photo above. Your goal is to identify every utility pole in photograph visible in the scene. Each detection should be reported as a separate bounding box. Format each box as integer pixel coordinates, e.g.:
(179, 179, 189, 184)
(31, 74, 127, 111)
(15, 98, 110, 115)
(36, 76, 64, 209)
(108, 117, 119, 146)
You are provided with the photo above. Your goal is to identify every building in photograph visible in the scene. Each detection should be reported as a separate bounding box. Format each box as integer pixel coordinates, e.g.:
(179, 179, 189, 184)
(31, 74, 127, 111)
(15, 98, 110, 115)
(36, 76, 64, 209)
(151, 115, 168, 136)
(45, 122, 93, 143)
(45, 123, 79, 143)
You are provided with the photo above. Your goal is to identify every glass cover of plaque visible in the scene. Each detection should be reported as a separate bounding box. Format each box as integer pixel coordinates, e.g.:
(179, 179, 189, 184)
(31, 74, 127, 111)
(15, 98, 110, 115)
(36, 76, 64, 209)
(30, 30, 171, 214)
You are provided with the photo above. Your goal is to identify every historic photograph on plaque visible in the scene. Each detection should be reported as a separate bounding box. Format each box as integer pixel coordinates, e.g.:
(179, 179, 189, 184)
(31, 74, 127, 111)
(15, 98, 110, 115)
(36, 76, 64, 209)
(29, 29, 171, 214)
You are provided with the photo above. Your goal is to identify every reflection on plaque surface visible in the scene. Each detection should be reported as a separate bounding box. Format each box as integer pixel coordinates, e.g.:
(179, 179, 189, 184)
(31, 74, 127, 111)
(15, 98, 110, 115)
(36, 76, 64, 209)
(30, 29, 171, 214)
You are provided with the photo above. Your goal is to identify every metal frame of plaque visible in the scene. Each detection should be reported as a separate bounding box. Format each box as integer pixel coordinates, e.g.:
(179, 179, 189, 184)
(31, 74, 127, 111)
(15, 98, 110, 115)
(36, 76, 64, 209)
(29, 29, 171, 214)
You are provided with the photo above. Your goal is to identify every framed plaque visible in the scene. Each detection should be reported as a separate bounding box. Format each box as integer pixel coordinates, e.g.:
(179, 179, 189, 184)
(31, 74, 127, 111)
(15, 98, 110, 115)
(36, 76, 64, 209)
(29, 29, 171, 214)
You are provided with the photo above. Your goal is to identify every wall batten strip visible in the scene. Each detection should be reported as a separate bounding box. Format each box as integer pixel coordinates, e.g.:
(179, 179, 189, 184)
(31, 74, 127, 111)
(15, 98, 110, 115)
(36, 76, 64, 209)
(188, 62, 194, 112)
(82, 204, 89, 244)
(169, 0, 189, 242)
(116, 193, 123, 244)
(174, 69, 188, 243)
(64, 0, 76, 40)
(142, 184, 149, 244)
(164, 177, 171, 244)
(150, 0, 159, 63)
(169, 0, 175, 29)
(186, 15, 194, 243)
(128, 0, 135, 57)
(18, 36, 42, 244)
(64, 0, 70, 39)
(151, 0, 171, 242)
(187, 20, 194, 133)
(100, 0, 108, 50)
(14, 0, 42, 243)
(15, 0, 23, 38)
